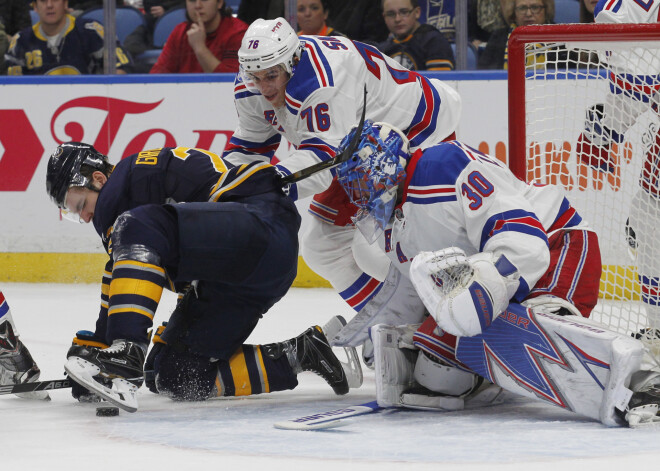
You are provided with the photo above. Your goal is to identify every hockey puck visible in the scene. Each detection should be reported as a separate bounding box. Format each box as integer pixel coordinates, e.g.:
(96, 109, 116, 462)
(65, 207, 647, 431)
(96, 406, 120, 417)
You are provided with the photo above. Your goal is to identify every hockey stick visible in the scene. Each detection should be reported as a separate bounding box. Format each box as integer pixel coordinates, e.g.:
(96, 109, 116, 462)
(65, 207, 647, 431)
(280, 85, 367, 185)
(0, 378, 71, 395)
(273, 400, 383, 430)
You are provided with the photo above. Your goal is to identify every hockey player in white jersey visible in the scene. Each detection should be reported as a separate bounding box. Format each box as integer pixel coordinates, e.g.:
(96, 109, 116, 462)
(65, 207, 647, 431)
(334, 120, 660, 426)
(576, 0, 660, 348)
(224, 18, 461, 351)
(0, 290, 49, 400)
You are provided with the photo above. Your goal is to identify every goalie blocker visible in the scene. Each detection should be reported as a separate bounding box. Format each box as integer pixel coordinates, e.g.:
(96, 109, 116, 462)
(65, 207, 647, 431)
(372, 302, 660, 427)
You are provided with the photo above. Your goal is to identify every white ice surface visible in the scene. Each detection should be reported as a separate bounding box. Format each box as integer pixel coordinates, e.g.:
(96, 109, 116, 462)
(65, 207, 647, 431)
(2, 283, 660, 471)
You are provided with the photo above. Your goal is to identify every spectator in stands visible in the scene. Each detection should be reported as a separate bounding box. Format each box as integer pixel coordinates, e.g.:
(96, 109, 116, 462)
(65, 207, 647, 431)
(237, 0, 282, 26)
(377, 0, 454, 71)
(475, 0, 506, 35)
(150, 0, 247, 73)
(143, 0, 184, 30)
(123, 0, 184, 62)
(580, 0, 598, 23)
(472, 0, 504, 48)
(329, 0, 389, 43)
(478, 0, 554, 69)
(297, 0, 343, 36)
(0, 0, 31, 36)
(4, 0, 132, 74)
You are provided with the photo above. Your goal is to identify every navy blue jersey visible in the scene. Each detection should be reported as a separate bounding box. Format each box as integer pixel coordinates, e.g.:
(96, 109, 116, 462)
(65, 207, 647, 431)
(378, 24, 455, 71)
(418, 0, 454, 41)
(5, 14, 131, 75)
(93, 147, 281, 253)
(89, 147, 296, 349)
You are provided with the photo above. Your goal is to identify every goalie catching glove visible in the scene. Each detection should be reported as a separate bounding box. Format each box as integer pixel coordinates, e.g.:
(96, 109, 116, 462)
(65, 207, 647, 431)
(409, 248, 520, 337)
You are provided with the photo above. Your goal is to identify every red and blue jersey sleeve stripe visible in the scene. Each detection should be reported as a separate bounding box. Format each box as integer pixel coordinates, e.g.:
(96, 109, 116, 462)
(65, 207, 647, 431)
(548, 198, 583, 233)
(480, 209, 548, 251)
(338, 272, 383, 311)
(223, 135, 281, 160)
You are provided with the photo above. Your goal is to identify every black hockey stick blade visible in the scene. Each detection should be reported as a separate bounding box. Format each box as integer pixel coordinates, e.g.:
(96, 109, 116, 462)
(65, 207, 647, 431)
(281, 85, 368, 185)
(0, 378, 71, 395)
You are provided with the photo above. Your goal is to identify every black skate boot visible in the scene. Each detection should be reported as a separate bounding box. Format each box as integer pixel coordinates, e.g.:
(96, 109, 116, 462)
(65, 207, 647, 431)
(83, 340, 146, 386)
(65, 339, 146, 412)
(264, 326, 349, 395)
(617, 384, 660, 427)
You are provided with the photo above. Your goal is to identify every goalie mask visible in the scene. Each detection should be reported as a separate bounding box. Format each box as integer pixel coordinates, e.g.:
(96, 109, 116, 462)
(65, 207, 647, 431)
(238, 17, 303, 93)
(46, 142, 110, 219)
(337, 120, 410, 243)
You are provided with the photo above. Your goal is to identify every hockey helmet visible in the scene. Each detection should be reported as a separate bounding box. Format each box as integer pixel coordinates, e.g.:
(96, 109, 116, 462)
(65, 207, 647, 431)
(238, 17, 302, 86)
(336, 120, 410, 243)
(46, 142, 109, 209)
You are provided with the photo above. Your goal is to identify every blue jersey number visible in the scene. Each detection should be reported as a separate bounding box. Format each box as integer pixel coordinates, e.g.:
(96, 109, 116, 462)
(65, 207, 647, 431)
(461, 171, 494, 210)
(301, 103, 331, 132)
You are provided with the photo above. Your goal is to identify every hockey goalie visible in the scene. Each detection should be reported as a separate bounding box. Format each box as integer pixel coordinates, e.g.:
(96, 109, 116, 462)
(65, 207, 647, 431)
(332, 120, 660, 427)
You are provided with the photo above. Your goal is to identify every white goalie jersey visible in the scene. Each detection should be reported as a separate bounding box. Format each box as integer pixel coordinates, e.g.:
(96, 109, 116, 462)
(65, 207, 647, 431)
(596, 0, 660, 25)
(380, 141, 589, 301)
(223, 35, 461, 200)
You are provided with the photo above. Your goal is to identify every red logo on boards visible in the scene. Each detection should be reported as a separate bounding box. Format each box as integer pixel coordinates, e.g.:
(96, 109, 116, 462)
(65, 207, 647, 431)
(0, 97, 234, 191)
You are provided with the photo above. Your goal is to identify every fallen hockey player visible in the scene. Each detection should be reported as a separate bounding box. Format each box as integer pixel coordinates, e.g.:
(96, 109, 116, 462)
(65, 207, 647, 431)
(45, 142, 361, 411)
(0, 290, 49, 400)
(333, 120, 660, 427)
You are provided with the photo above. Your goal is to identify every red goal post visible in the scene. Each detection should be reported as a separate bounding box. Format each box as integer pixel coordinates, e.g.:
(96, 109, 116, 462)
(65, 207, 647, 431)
(507, 23, 660, 361)
(508, 22, 660, 178)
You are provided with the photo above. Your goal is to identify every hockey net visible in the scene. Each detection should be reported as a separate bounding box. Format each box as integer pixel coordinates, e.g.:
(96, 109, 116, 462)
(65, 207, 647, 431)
(508, 23, 660, 365)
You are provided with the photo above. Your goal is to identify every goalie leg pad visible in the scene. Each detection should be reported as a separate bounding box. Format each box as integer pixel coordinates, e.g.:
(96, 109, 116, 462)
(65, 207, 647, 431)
(456, 303, 643, 426)
(372, 324, 419, 408)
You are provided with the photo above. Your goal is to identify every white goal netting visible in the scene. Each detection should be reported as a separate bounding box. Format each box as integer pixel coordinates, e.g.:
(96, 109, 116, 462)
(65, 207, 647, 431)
(508, 24, 660, 365)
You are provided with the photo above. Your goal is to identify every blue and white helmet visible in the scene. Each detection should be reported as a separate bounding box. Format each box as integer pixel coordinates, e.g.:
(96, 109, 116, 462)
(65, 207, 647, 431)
(337, 120, 410, 243)
(238, 18, 303, 91)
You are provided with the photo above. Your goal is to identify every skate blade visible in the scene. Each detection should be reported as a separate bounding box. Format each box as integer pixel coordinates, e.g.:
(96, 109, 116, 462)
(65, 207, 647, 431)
(64, 357, 138, 413)
(323, 316, 363, 389)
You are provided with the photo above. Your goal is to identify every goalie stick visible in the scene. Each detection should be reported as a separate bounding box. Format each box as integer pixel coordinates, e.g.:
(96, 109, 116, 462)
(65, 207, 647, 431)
(0, 378, 71, 395)
(273, 401, 383, 430)
(280, 86, 367, 185)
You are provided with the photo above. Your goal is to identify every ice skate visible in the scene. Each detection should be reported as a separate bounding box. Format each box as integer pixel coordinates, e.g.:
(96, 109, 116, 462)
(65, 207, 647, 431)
(0, 319, 49, 400)
(65, 339, 145, 412)
(620, 384, 660, 428)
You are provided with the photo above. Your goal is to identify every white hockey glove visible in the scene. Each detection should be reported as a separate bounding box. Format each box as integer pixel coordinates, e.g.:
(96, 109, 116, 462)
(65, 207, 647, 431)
(409, 248, 520, 337)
